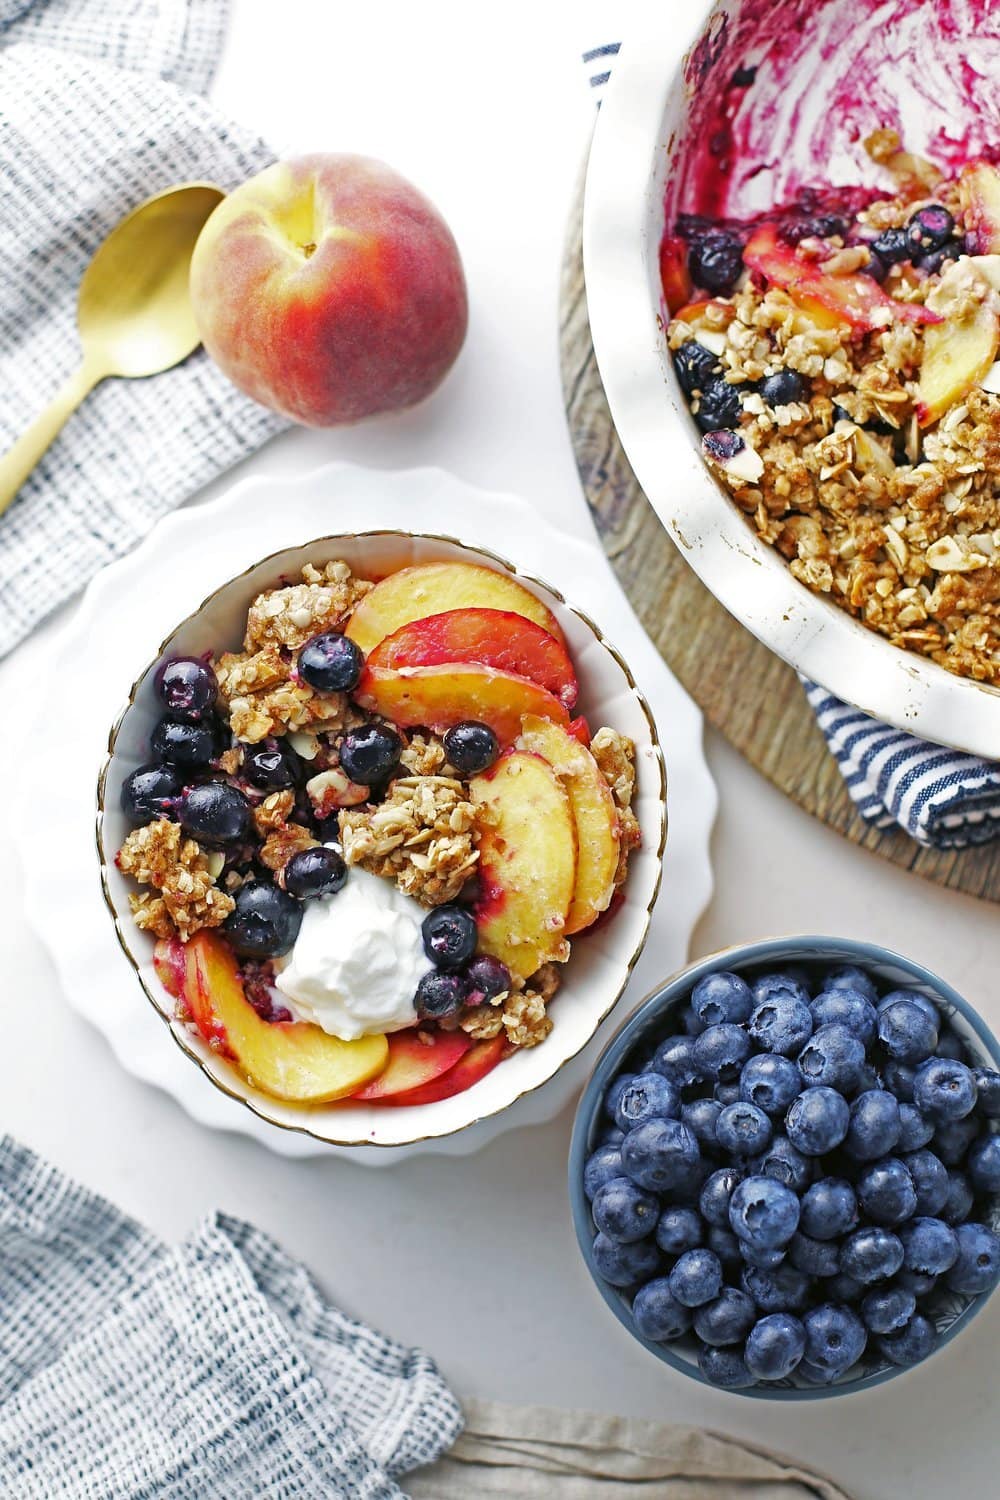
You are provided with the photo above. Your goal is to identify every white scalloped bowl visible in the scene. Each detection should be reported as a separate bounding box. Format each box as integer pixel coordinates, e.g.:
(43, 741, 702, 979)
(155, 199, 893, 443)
(583, 4, 1000, 758)
(97, 531, 666, 1149)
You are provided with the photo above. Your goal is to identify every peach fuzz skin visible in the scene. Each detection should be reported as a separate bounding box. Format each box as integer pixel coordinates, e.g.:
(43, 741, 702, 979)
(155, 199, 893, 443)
(189, 154, 468, 425)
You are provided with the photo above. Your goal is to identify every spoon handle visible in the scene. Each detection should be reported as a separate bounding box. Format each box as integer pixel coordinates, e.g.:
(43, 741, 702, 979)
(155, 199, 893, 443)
(0, 361, 103, 519)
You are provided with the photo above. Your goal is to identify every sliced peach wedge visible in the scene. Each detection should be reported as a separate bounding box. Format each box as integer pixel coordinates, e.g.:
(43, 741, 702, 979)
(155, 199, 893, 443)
(183, 931, 388, 1103)
(470, 748, 577, 979)
(153, 936, 186, 1000)
(354, 662, 569, 745)
(960, 161, 1000, 255)
(374, 1036, 505, 1106)
(516, 715, 620, 935)
(345, 561, 563, 655)
(351, 1028, 471, 1101)
(916, 258, 1000, 426)
(365, 608, 578, 708)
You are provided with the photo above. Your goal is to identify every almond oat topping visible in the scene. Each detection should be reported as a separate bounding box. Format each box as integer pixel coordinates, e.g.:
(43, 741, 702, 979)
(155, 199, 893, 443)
(501, 987, 553, 1049)
(459, 1003, 505, 1040)
(339, 774, 479, 905)
(118, 819, 234, 939)
(244, 560, 372, 652)
(591, 727, 641, 886)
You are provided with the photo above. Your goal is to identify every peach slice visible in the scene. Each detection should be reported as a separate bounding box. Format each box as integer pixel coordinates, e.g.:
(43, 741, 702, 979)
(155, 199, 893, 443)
(351, 1027, 471, 1100)
(743, 224, 943, 330)
(567, 715, 592, 747)
(470, 749, 577, 978)
(916, 304, 999, 426)
(365, 608, 578, 708)
(960, 162, 1000, 254)
(375, 1036, 505, 1106)
(354, 662, 570, 744)
(345, 561, 563, 655)
(183, 931, 388, 1103)
(516, 714, 620, 935)
(660, 234, 694, 315)
(153, 937, 186, 1000)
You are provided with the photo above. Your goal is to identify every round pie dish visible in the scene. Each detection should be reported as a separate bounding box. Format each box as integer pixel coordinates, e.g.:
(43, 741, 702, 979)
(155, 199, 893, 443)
(97, 530, 666, 1149)
(583, 5, 1000, 758)
(570, 936, 1000, 1398)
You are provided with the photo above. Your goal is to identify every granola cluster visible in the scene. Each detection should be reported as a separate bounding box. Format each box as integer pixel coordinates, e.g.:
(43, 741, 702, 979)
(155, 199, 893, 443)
(459, 962, 562, 1049)
(339, 774, 479, 906)
(117, 820, 233, 939)
(590, 727, 641, 887)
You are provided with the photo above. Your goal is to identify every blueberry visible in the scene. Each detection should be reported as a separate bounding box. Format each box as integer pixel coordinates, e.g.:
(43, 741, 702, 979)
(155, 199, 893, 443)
(668, 1248, 723, 1308)
(177, 782, 251, 847)
(906, 204, 955, 254)
(877, 988, 940, 1026)
(898, 1269, 939, 1299)
(752, 1135, 813, 1193)
(700, 1165, 745, 1227)
(781, 213, 848, 243)
(693, 1287, 757, 1346)
(840, 1227, 904, 1284)
(897, 1102, 935, 1152)
(786, 1088, 850, 1156)
(244, 739, 303, 790)
(654, 1205, 703, 1255)
(120, 763, 182, 824)
(443, 721, 500, 775)
(788, 1231, 839, 1278)
(877, 1313, 936, 1366)
(945, 1222, 1000, 1294)
(464, 954, 511, 1003)
(740, 1262, 811, 1313)
(592, 1177, 660, 1244)
(682, 1097, 724, 1150)
(933, 1113, 980, 1165)
(632, 1278, 692, 1340)
(649, 1034, 704, 1090)
(151, 715, 219, 769)
(968, 1133, 1000, 1193)
(973, 1067, 1000, 1118)
(583, 1144, 623, 1200)
(744, 1312, 807, 1380)
(729, 1175, 800, 1248)
(223, 880, 302, 958)
(621, 1119, 701, 1193)
(827, 1272, 864, 1303)
(940, 1169, 975, 1226)
(900, 1148, 949, 1214)
(880, 1060, 916, 1102)
(592, 1232, 661, 1289)
(678, 1003, 706, 1036)
(697, 1344, 755, 1388)
(798, 1023, 866, 1092)
(420, 905, 477, 970)
(694, 378, 742, 433)
(602, 1125, 624, 1146)
(801, 1178, 858, 1241)
(935, 1028, 968, 1062)
(284, 846, 347, 899)
(739, 1240, 787, 1270)
(688, 228, 744, 295)
(899, 1216, 959, 1276)
(338, 724, 402, 785)
(749, 994, 813, 1057)
(823, 965, 879, 1003)
(692, 1022, 751, 1081)
(857, 1158, 918, 1227)
(714, 1080, 742, 1106)
(706, 1225, 743, 1269)
(414, 971, 467, 1020)
(704, 425, 750, 460)
(878, 1000, 938, 1064)
(870, 226, 911, 265)
(862, 1285, 916, 1335)
(759, 369, 808, 408)
(691, 970, 754, 1028)
(716, 1102, 772, 1156)
(155, 657, 217, 720)
(605, 1074, 637, 1124)
(845, 1091, 901, 1160)
(614, 1073, 681, 1132)
(803, 1303, 867, 1374)
(297, 632, 364, 692)
(810, 989, 878, 1045)
(673, 340, 721, 396)
(739, 1054, 801, 1117)
(914, 1058, 978, 1121)
(920, 238, 965, 275)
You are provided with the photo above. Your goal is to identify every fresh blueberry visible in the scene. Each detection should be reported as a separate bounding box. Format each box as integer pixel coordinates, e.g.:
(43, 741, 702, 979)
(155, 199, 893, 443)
(703, 428, 749, 467)
(691, 969, 753, 1027)
(693, 1287, 757, 1346)
(877, 1313, 936, 1366)
(899, 1149, 949, 1214)
(649, 1034, 704, 1091)
(968, 1133, 1000, 1193)
(697, 1345, 755, 1388)
(740, 1262, 811, 1313)
(933, 1113, 980, 1165)
(749, 993, 813, 1057)
(920, 238, 965, 275)
(752, 1135, 813, 1193)
(682, 1097, 724, 1151)
(694, 378, 742, 433)
(744, 1312, 807, 1380)
(421, 905, 477, 970)
(592, 1177, 660, 1244)
(338, 724, 402, 785)
(716, 1102, 772, 1157)
(781, 213, 849, 243)
(224, 880, 302, 958)
(668, 1248, 723, 1308)
(583, 1144, 623, 1200)
(155, 657, 217, 721)
(244, 739, 303, 790)
(870, 226, 911, 265)
(739, 1054, 801, 1116)
(464, 954, 511, 1003)
(877, 988, 940, 1026)
(700, 1166, 745, 1227)
(878, 1000, 938, 1064)
(632, 1278, 692, 1340)
(284, 846, 347, 899)
(973, 1067, 1000, 1118)
(803, 1304, 867, 1375)
(120, 763, 182, 824)
(810, 989, 878, 1045)
(899, 1216, 959, 1276)
(914, 1058, 978, 1121)
(443, 721, 500, 775)
(786, 1088, 850, 1156)
(906, 204, 955, 255)
(729, 1175, 800, 1248)
(827, 1272, 864, 1303)
(788, 1232, 839, 1278)
(688, 228, 744, 295)
(592, 1232, 661, 1288)
(895, 1268, 938, 1298)
(845, 1091, 901, 1160)
(945, 1222, 1000, 1294)
(679, 1003, 706, 1036)
(151, 715, 219, 769)
(801, 1178, 858, 1241)
(654, 1205, 703, 1255)
(177, 782, 251, 847)
(753, 971, 811, 1004)
(739, 1241, 787, 1270)
(880, 1060, 916, 1102)
(614, 1073, 681, 1132)
(673, 340, 721, 396)
(935, 1028, 968, 1062)
(297, 632, 364, 692)
(693, 1023, 751, 1081)
(857, 1159, 918, 1226)
(861, 1285, 916, 1335)
(714, 1080, 742, 1106)
(604, 1127, 626, 1147)
(706, 1225, 743, 1269)
(840, 1227, 904, 1284)
(621, 1119, 701, 1193)
(798, 1023, 866, 1092)
(897, 1102, 935, 1152)
(759, 369, 808, 408)
(940, 1169, 975, 1226)
(823, 965, 879, 1003)
(605, 1074, 637, 1123)
(414, 971, 468, 1019)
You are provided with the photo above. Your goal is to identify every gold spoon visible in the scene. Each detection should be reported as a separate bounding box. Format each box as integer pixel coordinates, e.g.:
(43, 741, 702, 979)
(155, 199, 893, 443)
(0, 181, 225, 518)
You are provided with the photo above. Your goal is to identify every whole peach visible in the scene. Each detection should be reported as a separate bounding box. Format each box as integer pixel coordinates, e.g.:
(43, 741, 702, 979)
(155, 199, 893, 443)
(189, 154, 468, 425)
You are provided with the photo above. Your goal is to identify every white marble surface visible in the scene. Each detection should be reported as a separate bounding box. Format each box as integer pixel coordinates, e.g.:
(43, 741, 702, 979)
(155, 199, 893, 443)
(1, 4, 996, 1497)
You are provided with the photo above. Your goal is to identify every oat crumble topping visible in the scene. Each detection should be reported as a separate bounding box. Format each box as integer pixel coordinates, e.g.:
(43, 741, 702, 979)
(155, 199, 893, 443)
(591, 727, 641, 886)
(118, 819, 234, 939)
(339, 774, 479, 905)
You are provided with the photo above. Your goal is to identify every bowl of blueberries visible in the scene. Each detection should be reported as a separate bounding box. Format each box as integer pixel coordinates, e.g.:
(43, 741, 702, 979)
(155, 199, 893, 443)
(570, 936, 1000, 1396)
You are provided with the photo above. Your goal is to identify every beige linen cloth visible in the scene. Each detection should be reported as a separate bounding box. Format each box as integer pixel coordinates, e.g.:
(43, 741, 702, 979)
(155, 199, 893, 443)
(410, 1398, 852, 1498)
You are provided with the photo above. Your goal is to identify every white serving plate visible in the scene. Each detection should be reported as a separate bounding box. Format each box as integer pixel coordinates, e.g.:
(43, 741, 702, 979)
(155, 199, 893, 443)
(19, 464, 716, 1161)
(583, 3, 1000, 759)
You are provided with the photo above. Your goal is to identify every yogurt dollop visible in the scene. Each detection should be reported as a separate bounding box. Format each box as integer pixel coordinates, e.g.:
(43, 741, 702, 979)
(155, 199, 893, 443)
(275, 865, 426, 1040)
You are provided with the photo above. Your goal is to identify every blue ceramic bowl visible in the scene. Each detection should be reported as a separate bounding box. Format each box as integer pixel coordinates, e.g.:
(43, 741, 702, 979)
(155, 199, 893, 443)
(569, 936, 1000, 1399)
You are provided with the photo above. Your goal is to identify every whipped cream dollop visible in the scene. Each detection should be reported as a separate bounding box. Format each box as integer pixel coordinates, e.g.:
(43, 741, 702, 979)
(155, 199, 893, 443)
(275, 864, 426, 1040)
